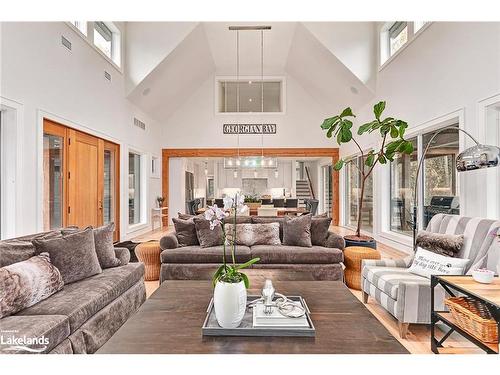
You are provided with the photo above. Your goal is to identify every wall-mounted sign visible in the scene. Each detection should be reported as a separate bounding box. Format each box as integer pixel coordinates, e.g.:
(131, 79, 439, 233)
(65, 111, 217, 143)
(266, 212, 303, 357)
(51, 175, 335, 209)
(223, 123, 277, 135)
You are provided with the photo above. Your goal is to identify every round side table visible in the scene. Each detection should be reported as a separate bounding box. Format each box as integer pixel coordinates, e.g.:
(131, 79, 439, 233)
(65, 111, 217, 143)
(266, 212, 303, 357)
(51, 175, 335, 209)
(135, 241, 161, 281)
(344, 246, 381, 290)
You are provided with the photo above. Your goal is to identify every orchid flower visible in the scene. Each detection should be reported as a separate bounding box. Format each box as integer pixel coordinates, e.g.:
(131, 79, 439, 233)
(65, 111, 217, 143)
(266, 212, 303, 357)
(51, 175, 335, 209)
(223, 196, 234, 211)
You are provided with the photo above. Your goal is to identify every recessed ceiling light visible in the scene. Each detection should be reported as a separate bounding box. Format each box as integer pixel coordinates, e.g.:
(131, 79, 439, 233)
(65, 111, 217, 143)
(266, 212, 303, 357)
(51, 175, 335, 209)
(249, 98, 253, 102)
(248, 80, 252, 84)
(142, 88, 151, 96)
(350, 86, 359, 95)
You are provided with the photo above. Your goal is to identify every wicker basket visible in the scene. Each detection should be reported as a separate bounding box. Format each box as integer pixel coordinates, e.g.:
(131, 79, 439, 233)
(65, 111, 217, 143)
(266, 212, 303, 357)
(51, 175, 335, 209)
(445, 296, 498, 343)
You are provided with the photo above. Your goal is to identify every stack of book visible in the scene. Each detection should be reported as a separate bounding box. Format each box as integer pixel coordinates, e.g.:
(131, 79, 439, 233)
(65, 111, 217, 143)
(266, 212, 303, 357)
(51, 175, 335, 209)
(252, 303, 309, 328)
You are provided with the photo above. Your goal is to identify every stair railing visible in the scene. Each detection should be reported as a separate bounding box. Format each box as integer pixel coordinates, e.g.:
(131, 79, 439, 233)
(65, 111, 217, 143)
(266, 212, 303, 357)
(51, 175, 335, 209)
(304, 166, 316, 199)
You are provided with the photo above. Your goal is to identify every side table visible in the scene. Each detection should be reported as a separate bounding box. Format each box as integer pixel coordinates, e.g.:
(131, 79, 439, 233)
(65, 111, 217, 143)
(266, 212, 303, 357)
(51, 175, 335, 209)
(344, 246, 381, 290)
(135, 241, 161, 281)
(431, 275, 499, 354)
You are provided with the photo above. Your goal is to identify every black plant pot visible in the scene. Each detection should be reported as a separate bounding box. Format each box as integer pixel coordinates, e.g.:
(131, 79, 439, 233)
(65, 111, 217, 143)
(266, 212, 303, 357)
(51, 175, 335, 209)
(344, 235, 377, 249)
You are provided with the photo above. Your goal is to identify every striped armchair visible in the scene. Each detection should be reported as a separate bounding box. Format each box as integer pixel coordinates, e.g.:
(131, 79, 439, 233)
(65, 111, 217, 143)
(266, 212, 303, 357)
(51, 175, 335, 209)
(361, 214, 500, 338)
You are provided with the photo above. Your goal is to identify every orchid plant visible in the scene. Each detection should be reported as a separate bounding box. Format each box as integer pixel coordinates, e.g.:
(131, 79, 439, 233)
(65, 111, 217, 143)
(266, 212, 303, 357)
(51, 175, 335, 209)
(205, 193, 260, 288)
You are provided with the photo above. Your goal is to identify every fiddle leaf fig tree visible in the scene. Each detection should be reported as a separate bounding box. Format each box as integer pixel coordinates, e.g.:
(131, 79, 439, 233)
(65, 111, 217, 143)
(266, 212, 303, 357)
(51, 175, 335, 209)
(321, 101, 414, 239)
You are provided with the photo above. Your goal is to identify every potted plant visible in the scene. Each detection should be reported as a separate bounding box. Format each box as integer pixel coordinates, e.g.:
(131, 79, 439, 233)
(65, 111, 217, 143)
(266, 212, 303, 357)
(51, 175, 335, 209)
(321, 101, 414, 248)
(244, 195, 262, 210)
(156, 196, 165, 208)
(204, 194, 260, 328)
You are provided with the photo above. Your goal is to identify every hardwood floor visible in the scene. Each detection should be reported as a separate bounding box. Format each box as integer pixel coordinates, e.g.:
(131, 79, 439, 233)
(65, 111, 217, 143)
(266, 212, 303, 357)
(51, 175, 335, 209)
(133, 225, 477, 354)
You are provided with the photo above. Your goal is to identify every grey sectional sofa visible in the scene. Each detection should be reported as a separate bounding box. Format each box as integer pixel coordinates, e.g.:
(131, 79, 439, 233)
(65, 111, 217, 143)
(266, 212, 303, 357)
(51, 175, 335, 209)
(159, 216, 345, 283)
(0, 230, 146, 354)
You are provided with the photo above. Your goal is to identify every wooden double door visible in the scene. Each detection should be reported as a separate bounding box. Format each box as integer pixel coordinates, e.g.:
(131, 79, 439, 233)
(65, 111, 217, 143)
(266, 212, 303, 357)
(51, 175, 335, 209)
(43, 119, 120, 241)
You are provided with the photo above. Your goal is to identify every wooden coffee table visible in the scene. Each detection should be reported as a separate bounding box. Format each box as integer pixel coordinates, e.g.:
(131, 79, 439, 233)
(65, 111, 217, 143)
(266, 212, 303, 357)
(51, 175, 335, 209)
(98, 279, 408, 354)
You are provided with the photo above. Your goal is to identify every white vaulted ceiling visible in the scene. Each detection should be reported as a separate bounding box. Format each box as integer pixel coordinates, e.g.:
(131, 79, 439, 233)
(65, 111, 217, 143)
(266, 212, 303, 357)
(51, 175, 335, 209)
(125, 22, 376, 122)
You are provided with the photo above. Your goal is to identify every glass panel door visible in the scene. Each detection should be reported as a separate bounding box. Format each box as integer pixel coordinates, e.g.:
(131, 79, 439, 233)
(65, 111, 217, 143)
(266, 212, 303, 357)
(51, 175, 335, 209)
(103, 149, 114, 224)
(129, 152, 142, 225)
(389, 137, 418, 235)
(43, 132, 65, 230)
(422, 127, 460, 226)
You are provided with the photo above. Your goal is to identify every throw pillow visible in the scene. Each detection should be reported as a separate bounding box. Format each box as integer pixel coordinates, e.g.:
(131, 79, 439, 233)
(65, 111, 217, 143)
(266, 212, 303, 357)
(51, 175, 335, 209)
(225, 223, 281, 247)
(92, 223, 121, 268)
(224, 216, 253, 224)
(193, 217, 223, 248)
(172, 217, 199, 247)
(0, 231, 62, 268)
(251, 216, 284, 241)
(283, 214, 312, 247)
(177, 212, 204, 220)
(32, 228, 102, 284)
(416, 230, 464, 257)
(311, 216, 332, 246)
(0, 253, 64, 318)
(62, 223, 121, 269)
(408, 248, 469, 279)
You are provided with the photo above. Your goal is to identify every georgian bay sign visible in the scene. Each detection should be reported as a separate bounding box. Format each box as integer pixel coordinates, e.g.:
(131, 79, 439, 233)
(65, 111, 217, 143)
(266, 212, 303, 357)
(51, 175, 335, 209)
(223, 124, 277, 135)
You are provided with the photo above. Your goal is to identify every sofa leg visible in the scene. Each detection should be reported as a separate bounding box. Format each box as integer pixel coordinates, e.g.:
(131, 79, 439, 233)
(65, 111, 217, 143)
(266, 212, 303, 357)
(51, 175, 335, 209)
(362, 290, 368, 303)
(398, 322, 409, 339)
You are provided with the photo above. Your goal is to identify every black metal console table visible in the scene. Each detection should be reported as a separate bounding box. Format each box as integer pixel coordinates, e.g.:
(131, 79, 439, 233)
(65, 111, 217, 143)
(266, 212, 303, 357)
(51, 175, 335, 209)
(431, 275, 499, 354)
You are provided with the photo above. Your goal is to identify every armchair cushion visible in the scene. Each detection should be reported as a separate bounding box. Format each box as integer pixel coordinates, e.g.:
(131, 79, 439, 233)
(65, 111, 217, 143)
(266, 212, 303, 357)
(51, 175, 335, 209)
(362, 265, 427, 300)
(362, 255, 413, 269)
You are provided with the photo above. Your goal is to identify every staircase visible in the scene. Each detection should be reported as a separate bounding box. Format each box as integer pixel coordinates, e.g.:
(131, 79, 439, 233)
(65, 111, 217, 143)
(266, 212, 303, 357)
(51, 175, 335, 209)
(296, 180, 312, 207)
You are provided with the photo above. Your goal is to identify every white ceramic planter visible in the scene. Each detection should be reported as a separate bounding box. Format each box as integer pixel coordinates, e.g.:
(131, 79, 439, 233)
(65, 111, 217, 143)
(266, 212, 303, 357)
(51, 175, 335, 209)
(213, 280, 247, 328)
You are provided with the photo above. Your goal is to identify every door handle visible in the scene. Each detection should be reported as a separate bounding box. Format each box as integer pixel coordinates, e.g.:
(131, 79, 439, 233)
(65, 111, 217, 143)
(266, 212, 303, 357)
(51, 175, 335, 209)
(98, 200, 103, 210)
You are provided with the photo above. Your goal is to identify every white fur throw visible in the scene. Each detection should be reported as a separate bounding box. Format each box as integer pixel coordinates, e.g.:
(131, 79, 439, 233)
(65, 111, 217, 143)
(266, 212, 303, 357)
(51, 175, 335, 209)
(225, 223, 281, 247)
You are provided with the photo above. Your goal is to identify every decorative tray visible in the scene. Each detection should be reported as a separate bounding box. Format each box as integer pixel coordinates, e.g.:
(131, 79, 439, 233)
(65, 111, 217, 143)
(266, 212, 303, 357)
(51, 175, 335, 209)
(202, 295, 315, 337)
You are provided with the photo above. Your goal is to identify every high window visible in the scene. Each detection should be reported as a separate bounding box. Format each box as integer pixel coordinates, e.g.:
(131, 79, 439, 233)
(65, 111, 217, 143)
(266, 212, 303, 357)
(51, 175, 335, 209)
(414, 21, 428, 33)
(389, 22, 408, 56)
(66, 21, 121, 68)
(94, 22, 113, 59)
(71, 21, 87, 36)
(380, 22, 431, 65)
(217, 80, 283, 113)
(129, 152, 142, 225)
(345, 155, 373, 232)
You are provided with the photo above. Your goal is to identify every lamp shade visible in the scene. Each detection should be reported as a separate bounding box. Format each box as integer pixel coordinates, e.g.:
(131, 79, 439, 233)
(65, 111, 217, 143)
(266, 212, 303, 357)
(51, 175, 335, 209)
(456, 144, 500, 172)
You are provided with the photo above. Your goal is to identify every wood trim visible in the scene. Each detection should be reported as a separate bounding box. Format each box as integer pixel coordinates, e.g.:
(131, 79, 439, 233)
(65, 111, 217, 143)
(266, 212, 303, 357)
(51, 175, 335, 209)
(162, 153, 170, 227)
(162, 148, 340, 225)
(104, 141, 121, 242)
(162, 148, 339, 158)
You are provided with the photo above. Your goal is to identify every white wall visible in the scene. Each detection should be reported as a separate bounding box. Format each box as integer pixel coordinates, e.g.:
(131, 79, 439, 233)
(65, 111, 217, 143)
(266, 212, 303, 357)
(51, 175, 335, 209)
(303, 22, 377, 88)
(161, 73, 332, 148)
(125, 22, 198, 92)
(339, 22, 500, 253)
(0, 22, 163, 239)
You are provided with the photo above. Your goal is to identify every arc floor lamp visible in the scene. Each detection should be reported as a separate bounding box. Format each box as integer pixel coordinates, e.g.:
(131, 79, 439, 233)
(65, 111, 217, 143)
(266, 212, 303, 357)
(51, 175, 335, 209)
(412, 126, 500, 251)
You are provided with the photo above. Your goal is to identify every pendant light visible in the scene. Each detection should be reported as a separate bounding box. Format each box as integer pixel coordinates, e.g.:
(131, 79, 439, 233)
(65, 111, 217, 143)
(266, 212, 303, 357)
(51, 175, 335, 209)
(228, 26, 272, 175)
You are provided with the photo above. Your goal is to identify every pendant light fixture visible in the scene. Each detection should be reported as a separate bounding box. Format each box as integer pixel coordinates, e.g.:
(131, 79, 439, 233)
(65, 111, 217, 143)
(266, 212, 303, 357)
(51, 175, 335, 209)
(228, 25, 274, 177)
